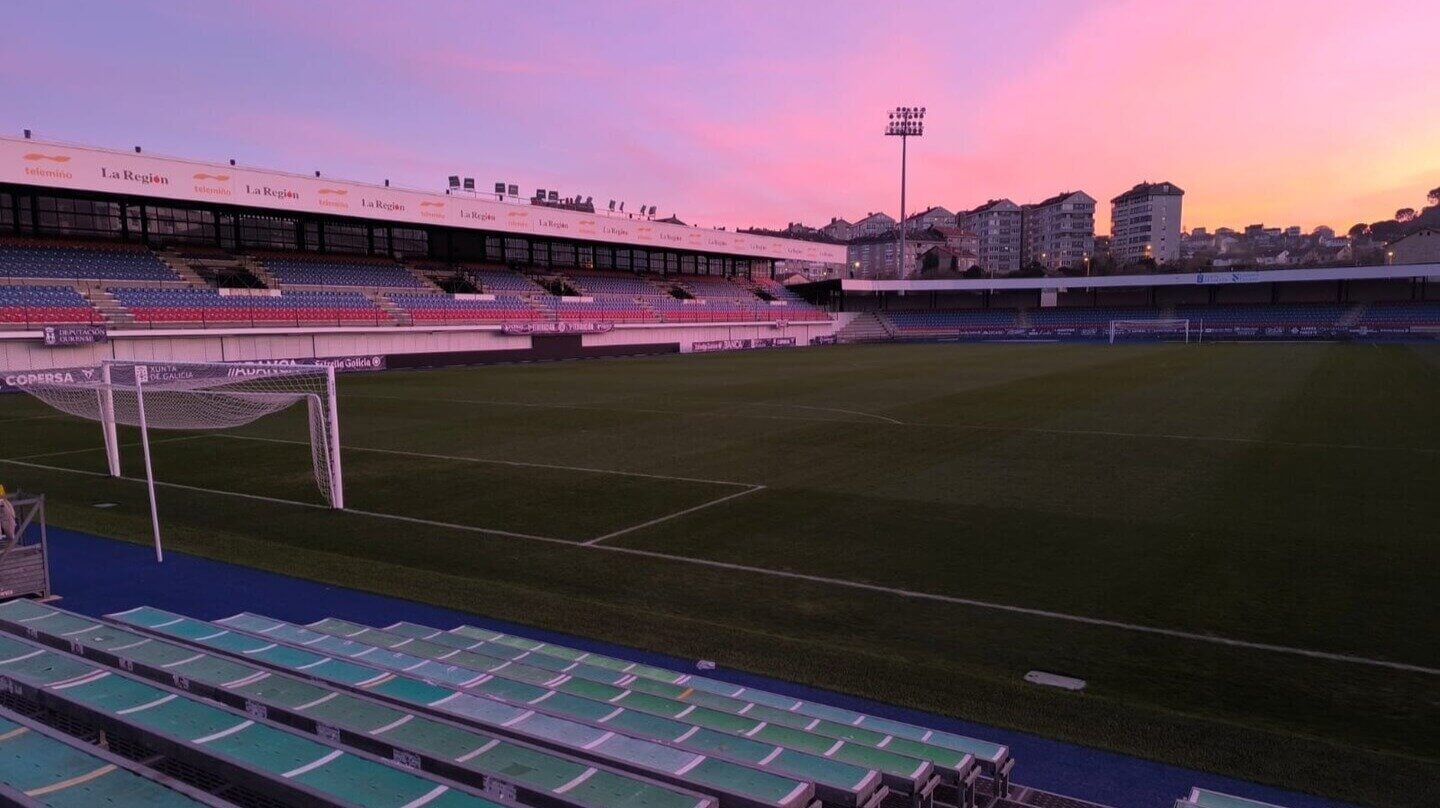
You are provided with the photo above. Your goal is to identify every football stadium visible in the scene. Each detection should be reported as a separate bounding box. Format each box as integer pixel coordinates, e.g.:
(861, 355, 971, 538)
(5, 0, 1440, 798)
(0, 131, 1434, 808)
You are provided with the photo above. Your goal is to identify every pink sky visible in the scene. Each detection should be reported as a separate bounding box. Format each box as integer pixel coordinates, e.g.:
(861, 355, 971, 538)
(3, 0, 1438, 232)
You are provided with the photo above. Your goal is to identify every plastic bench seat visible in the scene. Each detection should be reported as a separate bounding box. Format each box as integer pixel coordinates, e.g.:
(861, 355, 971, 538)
(0, 626, 503, 807)
(0, 709, 214, 807)
(108, 607, 815, 808)
(281, 616, 938, 797)
(0, 600, 713, 808)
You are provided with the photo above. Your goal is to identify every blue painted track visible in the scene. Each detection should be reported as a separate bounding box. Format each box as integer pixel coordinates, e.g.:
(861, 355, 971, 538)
(46, 527, 1350, 808)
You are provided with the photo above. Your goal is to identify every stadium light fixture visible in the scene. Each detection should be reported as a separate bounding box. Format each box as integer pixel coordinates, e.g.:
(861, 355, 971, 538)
(885, 105, 925, 279)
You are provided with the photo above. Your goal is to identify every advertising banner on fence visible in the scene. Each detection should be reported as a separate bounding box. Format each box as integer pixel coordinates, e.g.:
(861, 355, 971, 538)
(0, 367, 100, 391)
(1, 355, 386, 392)
(501, 321, 614, 335)
(41, 325, 108, 346)
(235, 355, 387, 372)
(688, 337, 797, 353)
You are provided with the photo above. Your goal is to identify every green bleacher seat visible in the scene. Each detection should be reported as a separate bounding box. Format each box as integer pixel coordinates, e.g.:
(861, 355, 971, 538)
(0, 599, 713, 808)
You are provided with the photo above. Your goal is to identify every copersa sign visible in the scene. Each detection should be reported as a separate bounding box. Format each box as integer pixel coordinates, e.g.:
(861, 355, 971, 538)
(0, 367, 99, 391)
(0, 137, 846, 264)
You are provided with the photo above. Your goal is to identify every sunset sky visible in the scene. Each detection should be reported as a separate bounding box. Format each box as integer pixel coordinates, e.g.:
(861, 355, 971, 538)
(4, 0, 1438, 233)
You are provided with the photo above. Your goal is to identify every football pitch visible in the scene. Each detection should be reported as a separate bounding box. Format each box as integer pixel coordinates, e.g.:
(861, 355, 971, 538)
(1, 342, 1436, 806)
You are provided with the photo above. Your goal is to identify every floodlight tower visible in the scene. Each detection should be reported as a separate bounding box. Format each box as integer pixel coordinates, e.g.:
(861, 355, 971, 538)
(885, 106, 925, 279)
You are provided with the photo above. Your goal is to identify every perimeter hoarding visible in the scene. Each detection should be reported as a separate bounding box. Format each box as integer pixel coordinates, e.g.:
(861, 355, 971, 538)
(0, 137, 845, 264)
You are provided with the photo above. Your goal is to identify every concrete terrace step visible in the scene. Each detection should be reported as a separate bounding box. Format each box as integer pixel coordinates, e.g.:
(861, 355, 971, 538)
(835, 312, 892, 343)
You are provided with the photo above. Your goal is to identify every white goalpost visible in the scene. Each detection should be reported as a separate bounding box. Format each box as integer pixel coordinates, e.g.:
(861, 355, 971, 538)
(16, 360, 344, 562)
(1108, 318, 1191, 344)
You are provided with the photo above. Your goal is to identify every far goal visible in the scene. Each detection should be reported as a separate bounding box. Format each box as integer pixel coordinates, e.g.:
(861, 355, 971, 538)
(1108, 319, 1191, 344)
(16, 360, 343, 561)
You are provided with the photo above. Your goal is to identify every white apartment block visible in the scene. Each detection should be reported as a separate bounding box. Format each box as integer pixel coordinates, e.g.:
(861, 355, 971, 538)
(1023, 191, 1095, 270)
(1110, 181, 1184, 264)
(959, 199, 1024, 274)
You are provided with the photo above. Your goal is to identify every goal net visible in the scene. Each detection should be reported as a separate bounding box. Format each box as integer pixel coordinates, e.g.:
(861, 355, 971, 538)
(16, 360, 344, 510)
(1109, 318, 1191, 344)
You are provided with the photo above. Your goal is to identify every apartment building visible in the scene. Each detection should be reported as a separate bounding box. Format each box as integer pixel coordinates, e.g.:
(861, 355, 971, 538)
(1022, 190, 1096, 270)
(959, 199, 1023, 274)
(1110, 181, 1184, 263)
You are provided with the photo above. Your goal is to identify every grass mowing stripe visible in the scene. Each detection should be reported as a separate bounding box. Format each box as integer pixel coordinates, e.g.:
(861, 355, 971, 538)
(349, 392, 1437, 454)
(1, 451, 1431, 676)
(4, 343, 1435, 807)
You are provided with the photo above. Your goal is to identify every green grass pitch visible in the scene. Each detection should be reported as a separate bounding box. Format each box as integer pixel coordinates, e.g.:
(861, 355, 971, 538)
(1, 342, 1436, 807)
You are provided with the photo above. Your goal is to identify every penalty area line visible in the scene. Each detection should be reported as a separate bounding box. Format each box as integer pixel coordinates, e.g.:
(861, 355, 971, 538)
(3, 434, 209, 462)
(584, 485, 766, 546)
(212, 433, 761, 488)
(0, 456, 577, 545)
(1, 455, 1434, 677)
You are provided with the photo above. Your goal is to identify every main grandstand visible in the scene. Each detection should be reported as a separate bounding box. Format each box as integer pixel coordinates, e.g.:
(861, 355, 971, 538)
(0, 136, 840, 377)
(0, 135, 1435, 808)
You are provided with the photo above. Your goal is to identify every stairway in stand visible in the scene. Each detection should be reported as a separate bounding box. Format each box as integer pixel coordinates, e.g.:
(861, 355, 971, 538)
(834, 311, 893, 342)
(1337, 302, 1367, 327)
(154, 248, 210, 288)
(364, 292, 409, 325)
(80, 287, 134, 325)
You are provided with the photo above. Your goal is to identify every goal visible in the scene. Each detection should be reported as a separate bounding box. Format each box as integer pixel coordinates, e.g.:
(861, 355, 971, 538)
(16, 360, 344, 561)
(1108, 319, 1191, 344)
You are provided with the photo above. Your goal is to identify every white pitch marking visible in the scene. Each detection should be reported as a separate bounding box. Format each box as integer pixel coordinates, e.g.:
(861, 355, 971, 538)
(5, 456, 1435, 676)
(343, 392, 1440, 454)
(764, 403, 903, 425)
(5, 434, 208, 462)
(214, 433, 762, 487)
(584, 485, 766, 546)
